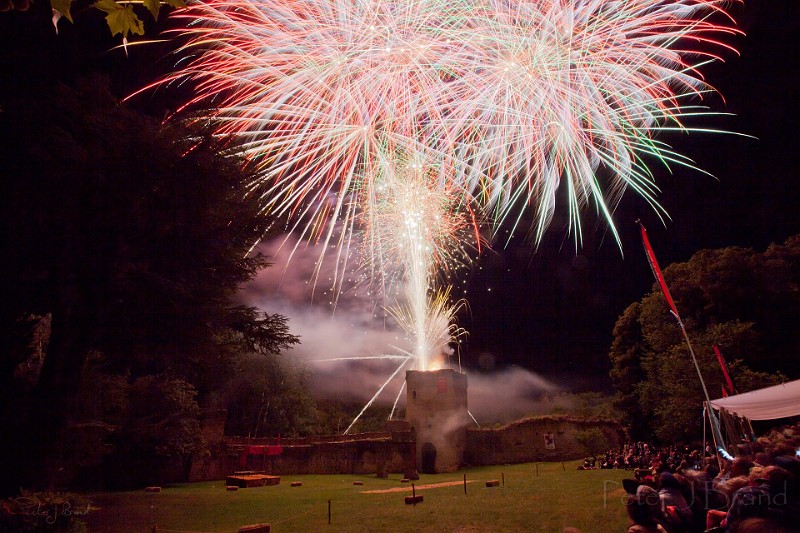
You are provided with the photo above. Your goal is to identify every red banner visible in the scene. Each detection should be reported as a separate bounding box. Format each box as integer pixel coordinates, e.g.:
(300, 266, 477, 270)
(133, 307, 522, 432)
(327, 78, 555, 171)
(639, 222, 680, 320)
(239, 445, 283, 467)
(714, 345, 735, 395)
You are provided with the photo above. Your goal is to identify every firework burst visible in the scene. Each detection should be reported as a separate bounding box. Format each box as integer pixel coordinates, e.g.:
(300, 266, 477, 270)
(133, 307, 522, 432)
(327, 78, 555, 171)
(148, 0, 740, 373)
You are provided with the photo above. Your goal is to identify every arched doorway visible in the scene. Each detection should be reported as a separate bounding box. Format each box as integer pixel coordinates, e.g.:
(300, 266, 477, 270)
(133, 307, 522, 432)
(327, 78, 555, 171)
(420, 442, 437, 473)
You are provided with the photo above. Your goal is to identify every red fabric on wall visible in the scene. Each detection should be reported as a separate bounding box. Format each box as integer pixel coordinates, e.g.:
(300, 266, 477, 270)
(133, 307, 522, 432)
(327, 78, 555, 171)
(266, 445, 283, 456)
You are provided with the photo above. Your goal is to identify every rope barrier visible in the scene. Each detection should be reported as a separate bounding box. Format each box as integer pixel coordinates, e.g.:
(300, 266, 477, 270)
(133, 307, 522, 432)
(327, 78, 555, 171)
(268, 502, 321, 526)
(151, 528, 230, 533)
(151, 501, 325, 532)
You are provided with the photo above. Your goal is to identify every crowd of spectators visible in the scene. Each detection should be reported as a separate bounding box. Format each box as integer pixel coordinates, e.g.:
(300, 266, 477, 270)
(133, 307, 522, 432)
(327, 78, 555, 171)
(578, 441, 710, 472)
(611, 422, 800, 533)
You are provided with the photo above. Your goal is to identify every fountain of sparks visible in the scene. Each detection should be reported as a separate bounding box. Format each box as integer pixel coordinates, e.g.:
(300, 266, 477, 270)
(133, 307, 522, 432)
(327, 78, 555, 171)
(365, 156, 474, 371)
(145, 0, 742, 431)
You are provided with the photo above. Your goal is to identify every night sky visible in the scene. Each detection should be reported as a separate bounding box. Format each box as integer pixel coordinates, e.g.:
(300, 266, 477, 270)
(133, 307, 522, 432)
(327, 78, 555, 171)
(2, 1, 798, 392)
(457, 0, 800, 387)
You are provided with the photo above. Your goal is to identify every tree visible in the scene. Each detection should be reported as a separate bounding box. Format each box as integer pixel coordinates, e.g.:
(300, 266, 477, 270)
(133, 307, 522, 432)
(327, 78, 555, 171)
(222, 353, 318, 438)
(574, 428, 607, 460)
(107, 375, 202, 487)
(608, 302, 651, 439)
(609, 239, 798, 442)
(0, 76, 298, 493)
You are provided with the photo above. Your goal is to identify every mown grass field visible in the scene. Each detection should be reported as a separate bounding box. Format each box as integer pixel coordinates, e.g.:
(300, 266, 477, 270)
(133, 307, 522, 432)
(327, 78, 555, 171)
(85, 461, 631, 532)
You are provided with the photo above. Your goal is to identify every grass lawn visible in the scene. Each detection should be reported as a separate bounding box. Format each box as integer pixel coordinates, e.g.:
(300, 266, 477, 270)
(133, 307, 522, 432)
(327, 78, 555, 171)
(84, 461, 631, 532)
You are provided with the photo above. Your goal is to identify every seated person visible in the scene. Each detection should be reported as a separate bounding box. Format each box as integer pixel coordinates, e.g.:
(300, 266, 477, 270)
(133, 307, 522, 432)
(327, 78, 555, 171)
(627, 486, 668, 533)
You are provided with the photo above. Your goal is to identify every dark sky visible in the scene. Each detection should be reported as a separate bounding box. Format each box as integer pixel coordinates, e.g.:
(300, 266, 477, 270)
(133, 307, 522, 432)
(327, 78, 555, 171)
(2, 1, 798, 391)
(456, 0, 800, 387)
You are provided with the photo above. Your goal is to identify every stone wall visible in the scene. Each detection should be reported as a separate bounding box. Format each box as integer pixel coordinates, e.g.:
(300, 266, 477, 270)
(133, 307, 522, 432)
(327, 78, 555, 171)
(188, 409, 624, 482)
(189, 427, 416, 481)
(464, 416, 624, 466)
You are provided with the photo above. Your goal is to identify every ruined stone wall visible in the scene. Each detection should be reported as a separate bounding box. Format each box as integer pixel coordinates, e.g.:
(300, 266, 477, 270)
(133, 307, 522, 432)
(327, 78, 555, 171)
(464, 416, 623, 466)
(189, 430, 416, 481)
(188, 406, 625, 482)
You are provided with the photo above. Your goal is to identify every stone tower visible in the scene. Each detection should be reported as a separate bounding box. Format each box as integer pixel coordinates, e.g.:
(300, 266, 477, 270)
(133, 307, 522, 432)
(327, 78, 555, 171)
(405, 369, 468, 473)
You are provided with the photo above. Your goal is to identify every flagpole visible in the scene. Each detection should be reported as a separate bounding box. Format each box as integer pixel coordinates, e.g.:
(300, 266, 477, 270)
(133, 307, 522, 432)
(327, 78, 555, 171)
(673, 310, 726, 465)
(702, 404, 708, 461)
(637, 221, 727, 464)
(672, 312, 714, 415)
(670, 311, 725, 462)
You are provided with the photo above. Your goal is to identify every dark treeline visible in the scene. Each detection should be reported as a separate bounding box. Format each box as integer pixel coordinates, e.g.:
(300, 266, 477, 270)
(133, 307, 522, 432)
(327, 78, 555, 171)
(609, 238, 800, 442)
(0, 72, 309, 492)
(0, 9, 404, 495)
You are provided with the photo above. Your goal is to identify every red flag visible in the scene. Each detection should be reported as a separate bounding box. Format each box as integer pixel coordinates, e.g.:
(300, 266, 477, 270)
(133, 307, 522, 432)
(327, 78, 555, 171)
(714, 345, 735, 395)
(639, 222, 680, 320)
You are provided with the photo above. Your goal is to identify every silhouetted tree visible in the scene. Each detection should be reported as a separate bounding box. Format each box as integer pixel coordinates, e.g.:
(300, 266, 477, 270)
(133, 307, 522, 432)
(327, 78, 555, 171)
(0, 76, 298, 493)
(609, 238, 799, 442)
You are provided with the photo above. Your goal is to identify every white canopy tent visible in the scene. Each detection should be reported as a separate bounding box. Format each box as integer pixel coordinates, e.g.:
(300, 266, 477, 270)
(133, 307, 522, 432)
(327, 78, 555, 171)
(709, 379, 800, 421)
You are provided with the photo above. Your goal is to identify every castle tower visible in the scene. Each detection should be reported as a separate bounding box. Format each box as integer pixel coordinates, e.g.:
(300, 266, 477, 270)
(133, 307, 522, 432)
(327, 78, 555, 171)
(405, 369, 468, 473)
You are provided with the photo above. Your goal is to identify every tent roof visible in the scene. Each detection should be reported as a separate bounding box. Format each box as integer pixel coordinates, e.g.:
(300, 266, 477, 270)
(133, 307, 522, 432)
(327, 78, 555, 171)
(710, 379, 800, 421)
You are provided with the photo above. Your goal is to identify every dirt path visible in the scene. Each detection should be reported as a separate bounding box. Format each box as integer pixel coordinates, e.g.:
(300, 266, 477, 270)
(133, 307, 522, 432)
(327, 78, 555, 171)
(361, 480, 477, 494)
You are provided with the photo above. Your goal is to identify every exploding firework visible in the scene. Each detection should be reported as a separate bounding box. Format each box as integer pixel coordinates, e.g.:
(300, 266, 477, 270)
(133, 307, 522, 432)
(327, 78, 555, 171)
(148, 0, 739, 377)
(363, 156, 475, 369)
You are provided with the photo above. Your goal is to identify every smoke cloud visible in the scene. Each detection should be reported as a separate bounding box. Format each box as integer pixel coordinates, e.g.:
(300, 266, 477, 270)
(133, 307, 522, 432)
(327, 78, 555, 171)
(240, 235, 412, 402)
(465, 367, 562, 424)
(241, 235, 563, 423)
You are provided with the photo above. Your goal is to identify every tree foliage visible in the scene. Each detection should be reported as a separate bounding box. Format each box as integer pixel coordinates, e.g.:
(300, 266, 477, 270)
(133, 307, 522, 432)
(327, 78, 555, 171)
(548, 391, 623, 421)
(2, 74, 297, 383)
(52, 0, 184, 40)
(574, 427, 607, 459)
(221, 353, 318, 438)
(119, 375, 202, 460)
(0, 76, 299, 492)
(1, 0, 183, 41)
(609, 238, 799, 442)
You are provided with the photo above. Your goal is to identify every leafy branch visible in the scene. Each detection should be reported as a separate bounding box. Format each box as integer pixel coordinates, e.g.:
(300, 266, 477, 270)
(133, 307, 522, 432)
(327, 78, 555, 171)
(51, 0, 185, 40)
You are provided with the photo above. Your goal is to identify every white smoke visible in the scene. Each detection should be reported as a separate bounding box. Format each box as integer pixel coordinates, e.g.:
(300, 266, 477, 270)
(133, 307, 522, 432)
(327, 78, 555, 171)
(240, 235, 413, 403)
(241, 235, 563, 419)
(465, 367, 562, 424)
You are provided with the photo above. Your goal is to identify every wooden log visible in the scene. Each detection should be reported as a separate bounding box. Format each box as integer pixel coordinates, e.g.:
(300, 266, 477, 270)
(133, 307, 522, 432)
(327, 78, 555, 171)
(226, 486, 239, 491)
(290, 482, 302, 487)
(226, 474, 280, 488)
(404, 495, 423, 505)
(237, 524, 271, 532)
(485, 480, 500, 487)
(144, 487, 161, 493)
